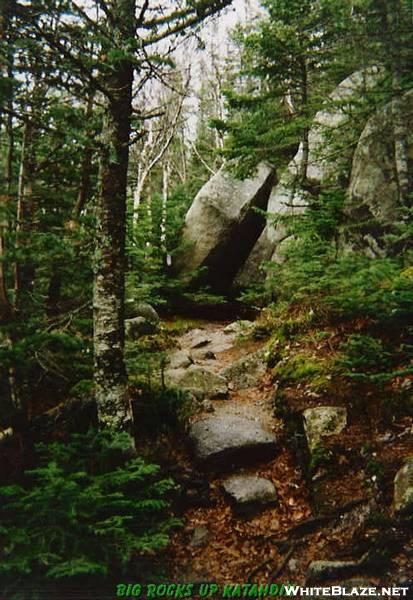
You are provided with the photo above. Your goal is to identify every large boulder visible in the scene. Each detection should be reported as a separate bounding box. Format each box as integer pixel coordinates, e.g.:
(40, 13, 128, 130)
(175, 162, 275, 291)
(394, 457, 413, 515)
(236, 67, 383, 287)
(189, 415, 277, 469)
(346, 90, 413, 256)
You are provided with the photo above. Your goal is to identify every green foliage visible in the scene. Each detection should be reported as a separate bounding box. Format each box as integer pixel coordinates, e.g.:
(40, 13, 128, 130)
(126, 184, 225, 310)
(0, 430, 179, 585)
(126, 339, 192, 435)
(337, 335, 392, 381)
(132, 387, 192, 437)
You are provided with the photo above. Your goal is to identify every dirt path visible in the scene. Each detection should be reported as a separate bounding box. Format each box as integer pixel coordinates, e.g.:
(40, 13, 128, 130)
(164, 320, 413, 591)
(166, 321, 313, 584)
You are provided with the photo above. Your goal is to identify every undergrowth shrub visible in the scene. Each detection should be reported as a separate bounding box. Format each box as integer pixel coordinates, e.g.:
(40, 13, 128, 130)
(0, 430, 179, 588)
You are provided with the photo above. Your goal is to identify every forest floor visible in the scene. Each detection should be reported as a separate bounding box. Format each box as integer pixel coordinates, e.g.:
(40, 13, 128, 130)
(160, 319, 413, 593)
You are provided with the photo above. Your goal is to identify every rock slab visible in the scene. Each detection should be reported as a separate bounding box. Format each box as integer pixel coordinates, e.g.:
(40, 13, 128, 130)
(189, 415, 277, 469)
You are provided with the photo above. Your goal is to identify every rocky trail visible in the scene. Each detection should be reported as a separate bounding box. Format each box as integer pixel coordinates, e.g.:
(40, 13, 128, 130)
(158, 320, 413, 591)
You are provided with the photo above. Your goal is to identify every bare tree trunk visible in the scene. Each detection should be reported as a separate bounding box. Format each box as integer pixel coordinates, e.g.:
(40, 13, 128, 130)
(73, 94, 95, 219)
(161, 160, 171, 265)
(93, 0, 135, 430)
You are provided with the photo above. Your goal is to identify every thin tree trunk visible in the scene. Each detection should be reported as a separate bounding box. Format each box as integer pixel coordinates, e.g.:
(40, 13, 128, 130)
(72, 95, 95, 219)
(161, 160, 171, 265)
(93, 0, 135, 430)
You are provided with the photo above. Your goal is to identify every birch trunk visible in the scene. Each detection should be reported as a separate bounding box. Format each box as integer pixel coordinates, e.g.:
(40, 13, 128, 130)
(93, 0, 135, 430)
(0, 3, 13, 322)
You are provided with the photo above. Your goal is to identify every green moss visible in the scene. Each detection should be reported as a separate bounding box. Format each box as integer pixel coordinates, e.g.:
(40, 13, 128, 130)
(273, 352, 332, 391)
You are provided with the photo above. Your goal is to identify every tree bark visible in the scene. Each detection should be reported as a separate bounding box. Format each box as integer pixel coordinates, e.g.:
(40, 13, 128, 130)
(93, 0, 135, 430)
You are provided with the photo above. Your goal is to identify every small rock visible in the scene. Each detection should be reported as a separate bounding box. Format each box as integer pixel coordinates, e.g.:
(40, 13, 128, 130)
(125, 301, 160, 323)
(203, 351, 216, 360)
(201, 400, 215, 413)
(189, 525, 211, 548)
(222, 475, 277, 513)
(169, 350, 193, 370)
(165, 365, 228, 400)
(307, 559, 359, 582)
(221, 349, 267, 389)
(303, 406, 347, 451)
(288, 559, 299, 572)
(189, 415, 277, 469)
(394, 456, 413, 514)
(223, 320, 255, 336)
(125, 316, 157, 340)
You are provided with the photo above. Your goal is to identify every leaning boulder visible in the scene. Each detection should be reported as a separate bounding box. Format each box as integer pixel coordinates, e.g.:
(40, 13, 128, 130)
(236, 67, 383, 287)
(394, 457, 413, 515)
(175, 162, 275, 291)
(346, 90, 413, 256)
(189, 415, 277, 469)
(165, 365, 228, 400)
(303, 406, 347, 452)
